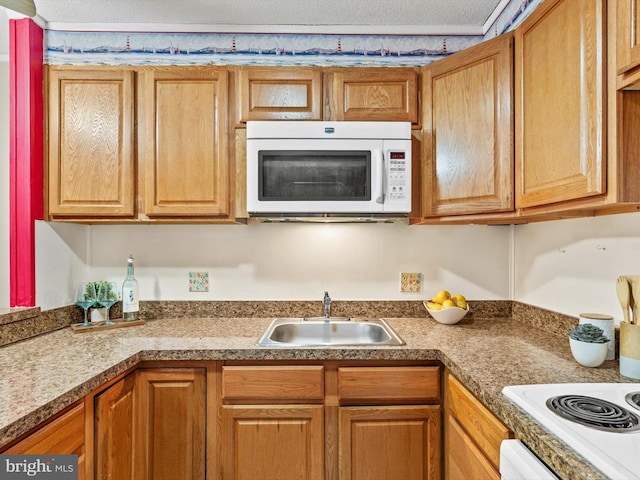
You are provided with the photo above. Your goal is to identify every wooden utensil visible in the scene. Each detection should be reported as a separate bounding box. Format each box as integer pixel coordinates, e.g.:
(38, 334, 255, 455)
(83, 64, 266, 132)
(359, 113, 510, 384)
(631, 276, 640, 325)
(617, 276, 632, 324)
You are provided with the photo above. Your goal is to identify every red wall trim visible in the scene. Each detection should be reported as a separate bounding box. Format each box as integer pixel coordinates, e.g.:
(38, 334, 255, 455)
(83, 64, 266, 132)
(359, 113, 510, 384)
(9, 19, 43, 307)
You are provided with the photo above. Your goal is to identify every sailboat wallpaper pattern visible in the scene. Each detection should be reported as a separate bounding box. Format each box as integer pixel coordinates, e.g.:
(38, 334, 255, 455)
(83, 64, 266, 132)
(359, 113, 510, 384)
(44, 0, 542, 67)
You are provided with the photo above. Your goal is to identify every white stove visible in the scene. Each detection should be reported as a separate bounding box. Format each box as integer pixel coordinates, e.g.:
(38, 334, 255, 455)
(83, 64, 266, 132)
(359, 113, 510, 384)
(503, 383, 640, 480)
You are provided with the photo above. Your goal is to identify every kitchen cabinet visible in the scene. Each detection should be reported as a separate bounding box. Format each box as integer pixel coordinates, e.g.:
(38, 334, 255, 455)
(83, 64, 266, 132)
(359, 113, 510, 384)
(47, 66, 236, 222)
(337, 367, 441, 480)
(94, 367, 206, 480)
(330, 68, 419, 123)
(236, 67, 323, 122)
(2, 403, 86, 480)
(139, 67, 231, 218)
(444, 371, 511, 480)
(616, 0, 640, 76)
(94, 373, 137, 479)
(235, 66, 418, 123)
(421, 33, 514, 219)
(515, 0, 606, 209)
(220, 365, 325, 480)
(47, 67, 135, 219)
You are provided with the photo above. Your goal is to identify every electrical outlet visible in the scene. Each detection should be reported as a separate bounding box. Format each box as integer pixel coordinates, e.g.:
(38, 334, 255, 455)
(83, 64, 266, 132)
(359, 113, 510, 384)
(400, 272, 421, 293)
(188, 272, 209, 292)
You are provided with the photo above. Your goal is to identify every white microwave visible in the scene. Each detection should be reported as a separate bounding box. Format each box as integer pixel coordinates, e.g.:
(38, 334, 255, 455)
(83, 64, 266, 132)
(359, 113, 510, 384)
(246, 121, 412, 218)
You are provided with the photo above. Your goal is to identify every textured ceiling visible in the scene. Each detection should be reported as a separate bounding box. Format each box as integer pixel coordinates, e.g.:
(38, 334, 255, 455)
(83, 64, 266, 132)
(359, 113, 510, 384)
(0, 0, 507, 56)
(34, 0, 503, 29)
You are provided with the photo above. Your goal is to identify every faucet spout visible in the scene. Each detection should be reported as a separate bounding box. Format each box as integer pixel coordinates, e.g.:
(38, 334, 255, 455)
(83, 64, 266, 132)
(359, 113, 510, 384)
(323, 291, 332, 318)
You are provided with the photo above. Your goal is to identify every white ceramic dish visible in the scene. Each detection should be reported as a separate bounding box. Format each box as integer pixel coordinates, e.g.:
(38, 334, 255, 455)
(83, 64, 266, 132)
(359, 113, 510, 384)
(423, 301, 469, 325)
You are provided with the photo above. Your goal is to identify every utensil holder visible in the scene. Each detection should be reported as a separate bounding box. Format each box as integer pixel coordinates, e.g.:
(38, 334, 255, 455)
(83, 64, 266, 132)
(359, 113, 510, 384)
(620, 322, 640, 379)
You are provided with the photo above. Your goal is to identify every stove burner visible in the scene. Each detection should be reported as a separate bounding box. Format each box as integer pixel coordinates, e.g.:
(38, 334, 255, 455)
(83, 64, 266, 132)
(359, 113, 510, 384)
(546, 395, 640, 432)
(626, 392, 640, 412)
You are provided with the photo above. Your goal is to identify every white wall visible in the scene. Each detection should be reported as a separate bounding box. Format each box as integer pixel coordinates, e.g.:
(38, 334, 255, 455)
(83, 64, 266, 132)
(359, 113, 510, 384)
(85, 222, 510, 301)
(514, 211, 640, 320)
(35, 221, 90, 309)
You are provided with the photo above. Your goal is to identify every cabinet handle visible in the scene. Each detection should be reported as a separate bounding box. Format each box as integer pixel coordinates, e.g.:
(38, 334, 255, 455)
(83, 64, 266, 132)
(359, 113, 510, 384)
(373, 149, 384, 204)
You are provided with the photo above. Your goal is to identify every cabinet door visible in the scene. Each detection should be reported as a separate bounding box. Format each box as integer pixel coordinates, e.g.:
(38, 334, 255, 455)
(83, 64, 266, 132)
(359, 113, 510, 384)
(331, 68, 418, 123)
(515, 0, 606, 208)
(617, 0, 640, 74)
(4, 403, 86, 480)
(446, 415, 500, 480)
(94, 374, 137, 480)
(422, 34, 513, 217)
(237, 67, 323, 121)
(339, 405, 441, 480)
(140, 68, 230, 217)
(137, 369, 206, 480)
(221, 405, 324, 480)
(47, 68, 135, 218)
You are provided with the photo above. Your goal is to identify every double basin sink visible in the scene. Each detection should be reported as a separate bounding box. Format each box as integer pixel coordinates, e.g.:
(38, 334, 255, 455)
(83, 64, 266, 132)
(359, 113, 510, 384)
(257, 317, 405, 347)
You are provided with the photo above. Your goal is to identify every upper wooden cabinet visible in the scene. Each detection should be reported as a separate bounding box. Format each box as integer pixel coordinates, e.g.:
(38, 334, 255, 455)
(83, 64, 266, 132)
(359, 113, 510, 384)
(330, 68, 419, 123)
(47, 68, 135, 219)
(616, 0, 640, 75)
(421, 34, 514, 218)
(236, 67, 323, 122)
(140, 68, 230, 217)
(515, 0, 606, 209)
(235, 66, 419, 123)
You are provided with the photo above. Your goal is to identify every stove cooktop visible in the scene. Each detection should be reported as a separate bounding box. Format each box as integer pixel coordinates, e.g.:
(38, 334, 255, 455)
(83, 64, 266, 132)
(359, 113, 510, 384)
(503, 383, 640, 480)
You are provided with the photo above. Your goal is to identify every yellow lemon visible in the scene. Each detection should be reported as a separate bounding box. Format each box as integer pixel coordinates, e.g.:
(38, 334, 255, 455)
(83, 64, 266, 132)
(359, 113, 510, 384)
(442, 299, 455, 309)
(427, 302, 442, 310)
(452, 294, 467, 308)
(432, 290, 451, 304)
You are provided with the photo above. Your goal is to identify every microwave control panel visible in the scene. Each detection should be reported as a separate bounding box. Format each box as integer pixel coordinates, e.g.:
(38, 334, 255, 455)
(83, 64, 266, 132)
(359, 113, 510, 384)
(387, 151, 409, 202)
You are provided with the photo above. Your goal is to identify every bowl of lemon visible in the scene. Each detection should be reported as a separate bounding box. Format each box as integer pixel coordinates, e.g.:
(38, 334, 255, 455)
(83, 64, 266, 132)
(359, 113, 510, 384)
(424, 290, 469, 325)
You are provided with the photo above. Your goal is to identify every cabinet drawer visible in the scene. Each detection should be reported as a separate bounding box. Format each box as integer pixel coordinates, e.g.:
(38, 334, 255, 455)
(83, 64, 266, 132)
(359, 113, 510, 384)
(338, 367, 439, 404)
(222, 365, 324, 401)
(447, 375, 510, 470)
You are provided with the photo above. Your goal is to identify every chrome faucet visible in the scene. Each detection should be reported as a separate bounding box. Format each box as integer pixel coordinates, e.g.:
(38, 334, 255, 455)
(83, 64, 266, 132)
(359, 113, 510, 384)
(323, 291, 332, 318)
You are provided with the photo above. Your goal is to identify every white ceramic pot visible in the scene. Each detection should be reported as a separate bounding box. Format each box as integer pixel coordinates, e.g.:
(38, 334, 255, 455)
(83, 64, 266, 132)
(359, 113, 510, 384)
(90, 307, 107, 322)
(569, 338, 609, 367)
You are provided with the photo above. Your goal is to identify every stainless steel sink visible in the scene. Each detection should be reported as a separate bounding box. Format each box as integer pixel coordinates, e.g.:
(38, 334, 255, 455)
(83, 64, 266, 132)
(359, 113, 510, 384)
(257, 317, 405, 347)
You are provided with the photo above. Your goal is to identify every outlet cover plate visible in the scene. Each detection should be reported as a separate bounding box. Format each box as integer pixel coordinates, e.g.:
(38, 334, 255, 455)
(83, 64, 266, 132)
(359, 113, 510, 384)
(189, 272, 209, 292)
(400, 272, 421, 293)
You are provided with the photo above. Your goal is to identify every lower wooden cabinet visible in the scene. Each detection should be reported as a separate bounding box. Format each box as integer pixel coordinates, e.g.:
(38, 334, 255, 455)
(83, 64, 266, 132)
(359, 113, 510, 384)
(339, 405, 441, 480)
(444, 372, 512, 480)
(94, 367, 206, 480)
(447, 414, 500, 480)
(221, 405, 325, 480)
(95, 373, 137, 480)
(3, 403, 86, 480)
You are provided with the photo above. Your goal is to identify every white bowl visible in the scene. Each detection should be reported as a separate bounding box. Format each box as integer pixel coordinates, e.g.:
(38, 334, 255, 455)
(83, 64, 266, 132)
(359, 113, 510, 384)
(569, 338, 609, 367)
(423, 301, 469, 325)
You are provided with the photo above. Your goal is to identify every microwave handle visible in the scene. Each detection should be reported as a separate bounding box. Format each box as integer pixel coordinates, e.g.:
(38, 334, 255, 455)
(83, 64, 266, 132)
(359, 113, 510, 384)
(373, 149, 384, 204)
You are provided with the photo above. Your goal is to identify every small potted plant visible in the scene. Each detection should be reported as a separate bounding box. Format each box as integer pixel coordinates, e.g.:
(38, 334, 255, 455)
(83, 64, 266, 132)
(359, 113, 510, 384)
(567, 323, 610, 367)
(87, 281, 115, 322)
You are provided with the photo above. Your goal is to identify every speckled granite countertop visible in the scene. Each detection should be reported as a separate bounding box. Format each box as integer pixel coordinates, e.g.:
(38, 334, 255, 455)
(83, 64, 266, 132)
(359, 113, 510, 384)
(0, 313, 636, 480)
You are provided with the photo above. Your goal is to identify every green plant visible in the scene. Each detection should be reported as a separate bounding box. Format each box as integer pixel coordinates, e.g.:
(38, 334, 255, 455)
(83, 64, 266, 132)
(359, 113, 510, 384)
(568, 323, 610, 343)
(86, 281, 114, 308)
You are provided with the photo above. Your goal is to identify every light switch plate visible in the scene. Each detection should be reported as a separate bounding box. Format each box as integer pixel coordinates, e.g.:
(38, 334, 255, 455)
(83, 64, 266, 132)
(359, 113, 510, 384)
(189, 272, 209, 292)
(400, 272, 421, 292)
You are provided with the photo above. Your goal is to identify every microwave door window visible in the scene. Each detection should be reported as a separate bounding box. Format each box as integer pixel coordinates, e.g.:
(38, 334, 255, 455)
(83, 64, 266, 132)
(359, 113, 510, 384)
(258, 151, 371, 201)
